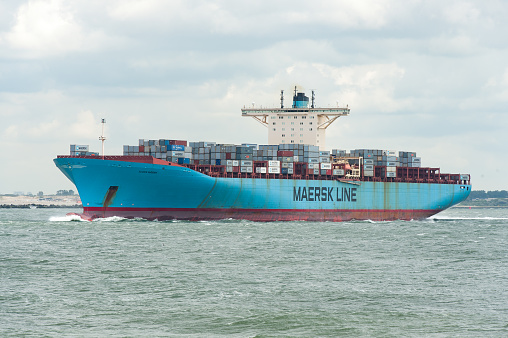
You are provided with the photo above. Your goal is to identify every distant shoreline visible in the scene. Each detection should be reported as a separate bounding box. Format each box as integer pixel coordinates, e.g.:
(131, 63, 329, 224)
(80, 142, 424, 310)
(0, 204, 82, 209)
(0, 195, 82, 208)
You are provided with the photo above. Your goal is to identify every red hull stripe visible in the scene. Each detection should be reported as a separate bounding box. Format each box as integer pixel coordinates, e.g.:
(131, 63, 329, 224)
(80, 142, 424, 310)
(85, 207, 435, 213)
(80, 207, 440, 221)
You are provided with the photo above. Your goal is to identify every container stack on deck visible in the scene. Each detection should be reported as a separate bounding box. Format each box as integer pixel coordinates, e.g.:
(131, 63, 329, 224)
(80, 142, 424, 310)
(118, 140, 431, 179)
(69, 139, 472, 184)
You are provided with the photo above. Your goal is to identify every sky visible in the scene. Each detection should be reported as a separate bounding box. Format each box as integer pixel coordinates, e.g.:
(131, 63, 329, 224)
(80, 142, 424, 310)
(1, 0, 507, 194)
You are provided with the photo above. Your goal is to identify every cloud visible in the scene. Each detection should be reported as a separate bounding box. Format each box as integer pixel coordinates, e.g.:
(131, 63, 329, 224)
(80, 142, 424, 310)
(1, 0, 508, 193)
(1, 0, 111, 58)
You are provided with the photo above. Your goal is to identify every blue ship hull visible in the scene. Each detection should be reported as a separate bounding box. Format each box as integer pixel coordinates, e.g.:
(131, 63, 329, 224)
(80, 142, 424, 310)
(54, 157, 471, 221)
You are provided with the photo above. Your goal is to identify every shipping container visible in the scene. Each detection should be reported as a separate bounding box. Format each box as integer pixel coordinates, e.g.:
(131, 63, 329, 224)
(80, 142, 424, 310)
(364, 170, 374, 177)
(333, 169, 345, 176)
(72, 145, 89, 152)
(268, 167, 280, 174)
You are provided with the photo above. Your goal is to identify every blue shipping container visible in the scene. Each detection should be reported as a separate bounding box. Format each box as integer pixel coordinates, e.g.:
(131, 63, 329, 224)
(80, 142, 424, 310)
(169, 145, 185, 151)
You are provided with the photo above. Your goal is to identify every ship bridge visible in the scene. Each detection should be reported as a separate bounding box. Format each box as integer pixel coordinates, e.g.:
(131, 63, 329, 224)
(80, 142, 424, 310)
(242, 87, 350, 149)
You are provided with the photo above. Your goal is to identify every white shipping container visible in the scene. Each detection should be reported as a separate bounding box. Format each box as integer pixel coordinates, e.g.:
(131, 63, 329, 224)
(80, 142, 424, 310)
(386, 172, 396, 178)
(320, 163, 332, 170)
(241, 160, 253, 166)
(268, 160, 280, 167)
(232, 160, 239, 166)
(364, 164, 374, 171)
(387, 166, 396, 172)
(226, 160, 233, 166)
(293, 156, 299, 162)
(383, 150, 397, 156)
(240, 166, 253, 173)
(281, 163, 289, 168)
(308, 163, 314, 169)
(75, 145, 89, 152)
(268, 167, 280, 174)
(226, 166, 233, 172)
(460, 174, 470, 180)
(288, 169, 294, 174)
(288, 163, 294, 169)
(333, 169, 345, 176)
(364, 170, 374, 177)
(172, 151, 185, 157)
(256, 167, 267, 174)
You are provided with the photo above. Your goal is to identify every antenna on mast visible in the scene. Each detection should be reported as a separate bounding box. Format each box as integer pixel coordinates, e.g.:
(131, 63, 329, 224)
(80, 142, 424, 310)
(280, 90, 284, 108)
(311, 90, 315, 108)
(99, 118, 106, 160)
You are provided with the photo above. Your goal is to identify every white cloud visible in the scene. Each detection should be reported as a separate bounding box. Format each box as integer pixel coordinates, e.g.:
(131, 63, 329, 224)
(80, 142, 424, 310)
(1, 0, 111, 58)
(428, 34, 479, 56)
(442, 1, 481, 25)
(1, 0, 508, 193)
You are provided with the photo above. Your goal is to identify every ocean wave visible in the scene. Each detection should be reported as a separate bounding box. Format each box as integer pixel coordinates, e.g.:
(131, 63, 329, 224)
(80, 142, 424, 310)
(429, 216, 508, 221)
(49, 215, 87, 222)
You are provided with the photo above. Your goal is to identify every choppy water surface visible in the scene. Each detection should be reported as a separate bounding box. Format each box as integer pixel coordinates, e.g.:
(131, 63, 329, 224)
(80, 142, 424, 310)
(1, 208, 507, 336)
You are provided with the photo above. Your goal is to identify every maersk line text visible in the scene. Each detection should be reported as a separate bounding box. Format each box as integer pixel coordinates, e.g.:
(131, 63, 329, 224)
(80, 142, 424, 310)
(293, 187, 357, 202)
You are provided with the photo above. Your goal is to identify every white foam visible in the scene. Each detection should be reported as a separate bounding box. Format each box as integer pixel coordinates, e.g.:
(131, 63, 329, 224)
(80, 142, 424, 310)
(429, 215, 508, 220)
(93, 216, 127, 222)
(49, 214, 87, 222)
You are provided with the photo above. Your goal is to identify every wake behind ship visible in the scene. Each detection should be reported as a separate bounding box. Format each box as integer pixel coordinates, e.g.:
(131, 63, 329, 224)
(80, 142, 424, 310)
(54, 88, 471, 221)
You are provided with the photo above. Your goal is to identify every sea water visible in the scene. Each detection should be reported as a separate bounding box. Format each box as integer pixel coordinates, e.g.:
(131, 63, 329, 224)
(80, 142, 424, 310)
(1, 207, 507, 336)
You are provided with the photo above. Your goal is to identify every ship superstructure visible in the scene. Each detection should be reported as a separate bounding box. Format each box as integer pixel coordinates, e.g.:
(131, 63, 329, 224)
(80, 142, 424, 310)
(241, 87, 349, 149)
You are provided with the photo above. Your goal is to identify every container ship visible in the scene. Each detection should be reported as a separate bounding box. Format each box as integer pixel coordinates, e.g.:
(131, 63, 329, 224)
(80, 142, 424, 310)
(54, 88, 471, 221)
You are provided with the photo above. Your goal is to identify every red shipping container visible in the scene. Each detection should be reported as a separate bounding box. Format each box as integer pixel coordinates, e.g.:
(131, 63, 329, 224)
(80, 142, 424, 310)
(139, 145, 145, 152)
(277, 150, 294, 157)
(326, 170, 332, 175)
(226, 153, 231, 160)
(232, 166, 240, 173)
(169, 140, 188, 146)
